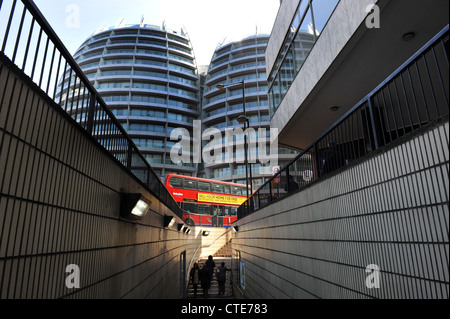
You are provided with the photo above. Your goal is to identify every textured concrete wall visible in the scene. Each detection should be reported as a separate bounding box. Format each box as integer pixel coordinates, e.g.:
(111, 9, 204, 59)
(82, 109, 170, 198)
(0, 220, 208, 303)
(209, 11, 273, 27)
(0, 56, 200, 299)
(266, 0, 300, 72)
(269, 0, 378, 136)
(232, 120, 449, 299)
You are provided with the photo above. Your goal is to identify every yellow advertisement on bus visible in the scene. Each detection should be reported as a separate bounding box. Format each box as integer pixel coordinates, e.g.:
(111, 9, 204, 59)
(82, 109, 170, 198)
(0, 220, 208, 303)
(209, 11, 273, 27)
(198, 193, 247, 205)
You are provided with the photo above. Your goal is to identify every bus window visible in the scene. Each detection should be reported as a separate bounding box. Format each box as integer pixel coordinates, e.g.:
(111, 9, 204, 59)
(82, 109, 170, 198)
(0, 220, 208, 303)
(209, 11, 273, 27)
(213, 183, 224, 193)
(212, 206, 225, 216)
(198, 205, 212, 215)
(198, 181, 211, 192)
(212, 206, 219, 216)
(224, 185, 231, 194)
(169, 177, 182, 188)
(224, 206, 230, 216)
(183, 202, 197, 214)
(231, 207, 238, 216)
(184, 179, 197, 190)
(231, 186, 241, 195)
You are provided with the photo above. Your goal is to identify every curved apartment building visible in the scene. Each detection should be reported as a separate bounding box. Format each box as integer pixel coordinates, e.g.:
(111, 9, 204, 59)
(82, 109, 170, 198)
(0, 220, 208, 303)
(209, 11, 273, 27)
(70, 24, 200, 178)
(202, 35, 297, 190)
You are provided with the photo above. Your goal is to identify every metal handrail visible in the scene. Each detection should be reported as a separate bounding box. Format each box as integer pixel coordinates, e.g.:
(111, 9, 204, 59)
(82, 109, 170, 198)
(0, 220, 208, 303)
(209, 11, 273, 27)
(0, 0, 185, 219)
(238, 24, 449, 219)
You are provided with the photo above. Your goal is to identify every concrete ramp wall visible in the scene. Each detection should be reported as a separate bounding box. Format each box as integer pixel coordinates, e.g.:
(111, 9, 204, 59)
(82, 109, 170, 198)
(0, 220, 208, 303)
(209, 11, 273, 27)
(0, 55, 200, 299)
(232, 119, 449, 299)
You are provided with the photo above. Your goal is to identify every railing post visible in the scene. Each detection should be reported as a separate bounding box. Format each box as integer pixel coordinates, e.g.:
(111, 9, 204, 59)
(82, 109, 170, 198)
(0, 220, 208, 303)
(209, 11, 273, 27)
(126, 141, 133, 170)
(313, 143, 321, 179)
(258, 191, 261, 209)
(147, 168, 151, 189)
(269, 179, 273, 203)
(367, 97, 380, 151)
(286, 166, 290, 193)
(86, 92, 96, 134)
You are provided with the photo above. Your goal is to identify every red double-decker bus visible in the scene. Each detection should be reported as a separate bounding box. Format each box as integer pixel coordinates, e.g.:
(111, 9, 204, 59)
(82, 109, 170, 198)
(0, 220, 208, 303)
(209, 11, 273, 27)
(163, 173, 248, 228)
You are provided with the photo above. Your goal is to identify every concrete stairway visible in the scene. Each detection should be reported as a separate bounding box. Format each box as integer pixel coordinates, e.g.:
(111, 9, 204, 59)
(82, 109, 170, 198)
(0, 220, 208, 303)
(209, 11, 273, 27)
(213, 240, 232, 258)
(187, 257, 233, 299)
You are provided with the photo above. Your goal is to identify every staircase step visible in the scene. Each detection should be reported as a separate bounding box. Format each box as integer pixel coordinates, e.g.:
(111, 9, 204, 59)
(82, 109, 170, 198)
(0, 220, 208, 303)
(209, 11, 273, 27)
(213, 241, 232, 258)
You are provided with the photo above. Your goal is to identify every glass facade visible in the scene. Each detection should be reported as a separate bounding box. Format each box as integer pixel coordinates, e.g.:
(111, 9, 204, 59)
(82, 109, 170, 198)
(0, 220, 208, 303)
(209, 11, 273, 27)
(203, 35, 298, 189)
(56, 25, 312, 183)
(268, 0, 340, 117)
(66, 24, 200, 177)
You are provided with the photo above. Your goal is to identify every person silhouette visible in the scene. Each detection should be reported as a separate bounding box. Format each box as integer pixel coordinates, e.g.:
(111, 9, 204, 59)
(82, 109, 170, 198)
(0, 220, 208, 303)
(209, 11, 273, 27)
(199, 265, 210, 297)
(216, 262, 230, 295)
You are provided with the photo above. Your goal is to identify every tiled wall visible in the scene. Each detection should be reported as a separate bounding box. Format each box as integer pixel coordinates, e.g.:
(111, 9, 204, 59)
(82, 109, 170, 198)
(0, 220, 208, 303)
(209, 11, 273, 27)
(0, 55, 200, 299)
(232, 119, 449, 299)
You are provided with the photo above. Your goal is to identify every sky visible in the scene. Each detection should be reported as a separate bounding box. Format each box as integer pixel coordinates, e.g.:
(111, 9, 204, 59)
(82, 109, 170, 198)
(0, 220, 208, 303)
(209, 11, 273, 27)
(33, 0, 281, 66)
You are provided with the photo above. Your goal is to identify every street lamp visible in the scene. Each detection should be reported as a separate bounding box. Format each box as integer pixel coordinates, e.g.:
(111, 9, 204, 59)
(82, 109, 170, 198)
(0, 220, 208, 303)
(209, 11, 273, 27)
(216, 80, 246, 113)
(236, 114, 248, 125)
(216, 81, 253, 199)
(237, 113, 251, 201)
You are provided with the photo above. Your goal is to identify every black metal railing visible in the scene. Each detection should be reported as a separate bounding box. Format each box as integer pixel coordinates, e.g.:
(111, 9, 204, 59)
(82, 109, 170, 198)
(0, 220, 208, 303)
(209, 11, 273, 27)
(0, 0, 184, 218)
(238, 25, 449, 219)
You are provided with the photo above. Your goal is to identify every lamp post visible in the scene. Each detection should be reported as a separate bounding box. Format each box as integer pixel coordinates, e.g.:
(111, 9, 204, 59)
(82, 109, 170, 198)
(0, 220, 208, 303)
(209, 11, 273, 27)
(237, 114, 252, 199)
(216, 81, 252, 199)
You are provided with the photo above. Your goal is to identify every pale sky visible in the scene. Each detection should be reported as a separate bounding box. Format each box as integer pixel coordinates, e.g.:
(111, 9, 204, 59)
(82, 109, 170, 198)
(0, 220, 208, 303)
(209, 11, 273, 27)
(33, 0, 281, 66)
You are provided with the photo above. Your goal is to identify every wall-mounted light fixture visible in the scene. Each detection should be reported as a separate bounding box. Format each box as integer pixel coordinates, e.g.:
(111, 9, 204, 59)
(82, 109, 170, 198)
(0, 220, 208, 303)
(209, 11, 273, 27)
(402, 32, 415, 42)
(163, 215, 176, 228)
(120, 193, 151, 220)
(202, 231, 210, 236)
(177, 224, 184, 231)
(232, 226, 239, 232)
(330, 106, 340, 112)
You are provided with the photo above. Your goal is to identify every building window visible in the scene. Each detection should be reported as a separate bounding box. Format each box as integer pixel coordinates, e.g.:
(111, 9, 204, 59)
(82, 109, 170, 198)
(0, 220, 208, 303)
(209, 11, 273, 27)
(268, 0, 340, 116)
